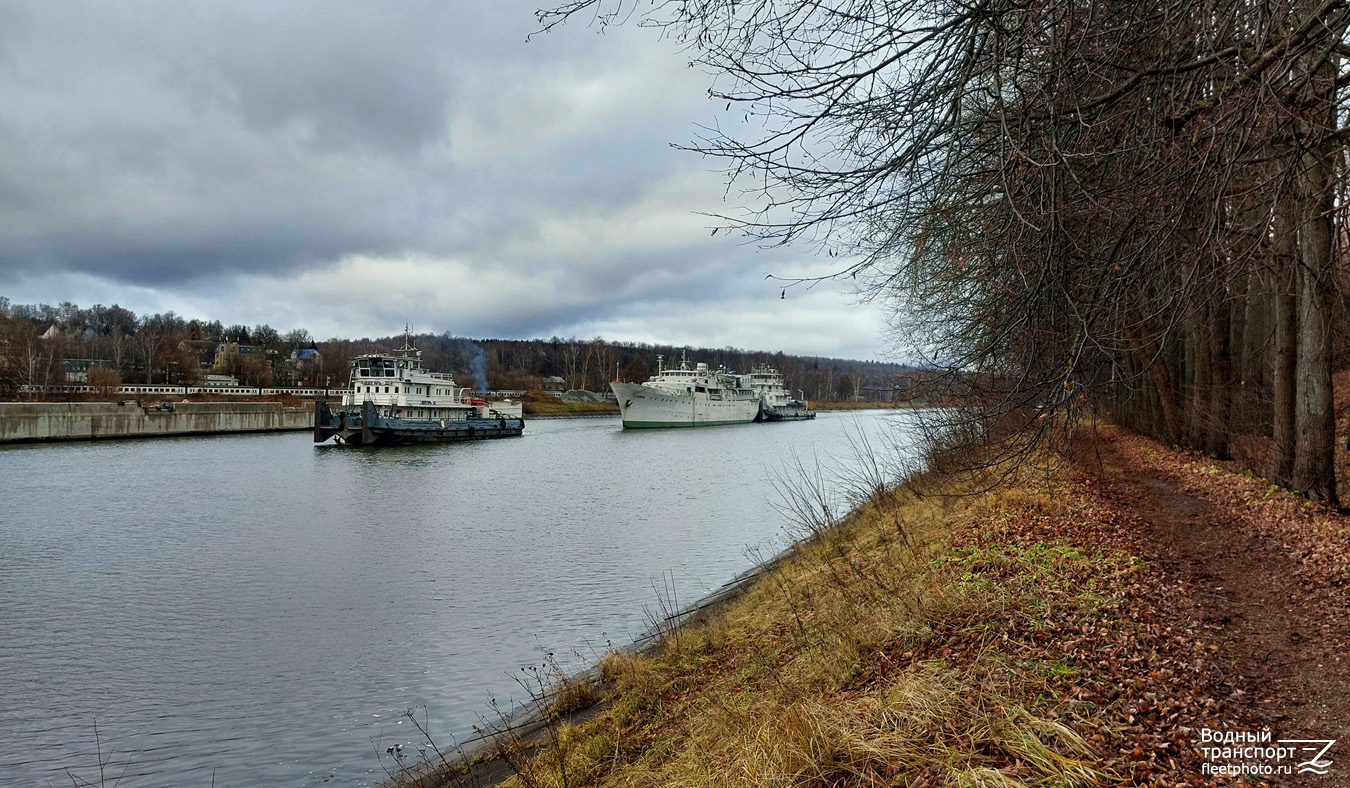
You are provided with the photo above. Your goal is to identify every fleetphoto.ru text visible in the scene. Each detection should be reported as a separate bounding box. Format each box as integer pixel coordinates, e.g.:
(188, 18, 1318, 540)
(1199, 728, 1335, 777)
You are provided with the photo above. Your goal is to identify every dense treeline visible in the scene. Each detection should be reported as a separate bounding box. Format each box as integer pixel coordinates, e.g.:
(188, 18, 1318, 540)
(543, 0, 1350, 504)
(0, 298, 918, 402)
(387, 333, 917, 401)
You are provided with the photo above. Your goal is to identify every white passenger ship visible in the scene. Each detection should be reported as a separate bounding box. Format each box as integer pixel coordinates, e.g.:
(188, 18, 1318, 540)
(314, 334, 523, 445)
(609, 353, 762, 429)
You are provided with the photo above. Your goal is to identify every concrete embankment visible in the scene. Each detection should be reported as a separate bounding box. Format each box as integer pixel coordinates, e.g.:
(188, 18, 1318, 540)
(0, 401, 314, 444)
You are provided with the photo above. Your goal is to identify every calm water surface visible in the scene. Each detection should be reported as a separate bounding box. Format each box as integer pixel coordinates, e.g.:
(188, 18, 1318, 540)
(0, 411, 918, 787)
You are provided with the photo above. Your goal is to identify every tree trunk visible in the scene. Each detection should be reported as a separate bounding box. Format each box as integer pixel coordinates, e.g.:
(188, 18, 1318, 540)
(1189, 302, 1212, 450)
(1207, 292, 1231, 459)
(1126, 318, 1182, 442)
(1237, 269, 1267, 435)
(1270, 197, 1298, 485)
(1233, 271, 1252, 432)
(1292, 196, 1337, 502)
(1289, 45, 1340, 506)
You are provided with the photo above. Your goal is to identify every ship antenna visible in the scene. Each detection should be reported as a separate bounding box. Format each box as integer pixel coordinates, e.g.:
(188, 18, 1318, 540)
(398, 323, 419, 357)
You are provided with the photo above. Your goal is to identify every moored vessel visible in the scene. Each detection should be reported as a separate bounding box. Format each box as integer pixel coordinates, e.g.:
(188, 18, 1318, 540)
(610, 353, 761, 429)
(746, 365, 816, 421)
(314, 334, 523, 445)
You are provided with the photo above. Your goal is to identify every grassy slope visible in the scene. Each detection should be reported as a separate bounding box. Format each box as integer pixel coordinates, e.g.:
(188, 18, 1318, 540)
(405, 426, 1288, 788)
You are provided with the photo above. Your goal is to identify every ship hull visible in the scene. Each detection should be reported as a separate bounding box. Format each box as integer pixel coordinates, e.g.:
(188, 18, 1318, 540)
(314, 400, 524, 445)
(761, 402, 816, 421)
(611, 381, 761, 429)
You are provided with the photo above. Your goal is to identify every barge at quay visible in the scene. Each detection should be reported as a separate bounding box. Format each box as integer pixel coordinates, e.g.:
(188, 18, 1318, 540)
(314, 335, 523, 446)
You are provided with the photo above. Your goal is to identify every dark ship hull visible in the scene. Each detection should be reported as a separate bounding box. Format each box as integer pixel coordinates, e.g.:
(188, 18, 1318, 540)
(314, 400, 524, 446)
(758, 402, 816, 422)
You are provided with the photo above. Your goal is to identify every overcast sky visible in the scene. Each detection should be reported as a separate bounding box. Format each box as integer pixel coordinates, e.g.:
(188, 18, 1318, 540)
(0, 1, 890, 360)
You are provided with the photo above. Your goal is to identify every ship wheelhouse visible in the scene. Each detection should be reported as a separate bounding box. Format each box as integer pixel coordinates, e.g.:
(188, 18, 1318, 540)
(342, 348, 472, 420)
(745, 365, 796, 407)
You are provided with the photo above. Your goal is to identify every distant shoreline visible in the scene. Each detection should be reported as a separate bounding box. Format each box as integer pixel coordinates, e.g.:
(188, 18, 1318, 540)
(522, 399, 925, 418)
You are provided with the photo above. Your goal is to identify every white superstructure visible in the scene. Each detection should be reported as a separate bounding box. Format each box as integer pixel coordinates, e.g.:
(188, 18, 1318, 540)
(745, 366, 795, 408)
(744, 365, 815, 420)
(342, 336, 522, 422)
(610, 353, 761, 429)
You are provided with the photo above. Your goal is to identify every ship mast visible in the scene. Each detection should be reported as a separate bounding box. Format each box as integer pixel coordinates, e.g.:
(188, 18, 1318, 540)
(396, 323, 419, 359)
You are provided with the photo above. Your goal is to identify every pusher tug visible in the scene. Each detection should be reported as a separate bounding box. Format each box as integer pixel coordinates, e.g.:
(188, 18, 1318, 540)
(314, 333, 523, 446)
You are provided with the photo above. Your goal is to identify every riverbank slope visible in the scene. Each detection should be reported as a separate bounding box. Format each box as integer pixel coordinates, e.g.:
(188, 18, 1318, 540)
(410, 425, 1349, 787)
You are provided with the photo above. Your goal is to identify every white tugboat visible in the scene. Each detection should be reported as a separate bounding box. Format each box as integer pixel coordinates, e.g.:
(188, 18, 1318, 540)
(610, 352, 761, 429)
(745, 365, 816, 421)
(314, 333, 523, 445)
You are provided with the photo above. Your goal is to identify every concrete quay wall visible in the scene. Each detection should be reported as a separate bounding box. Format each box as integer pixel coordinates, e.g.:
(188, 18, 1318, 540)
(0, 402, 314, 444)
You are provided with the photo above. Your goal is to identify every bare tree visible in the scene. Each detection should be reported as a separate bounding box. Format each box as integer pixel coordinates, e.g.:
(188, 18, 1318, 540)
(540, 0, 1350, 499)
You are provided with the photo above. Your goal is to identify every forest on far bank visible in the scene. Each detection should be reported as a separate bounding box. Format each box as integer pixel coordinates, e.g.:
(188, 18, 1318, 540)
(0, 297, 923, 403)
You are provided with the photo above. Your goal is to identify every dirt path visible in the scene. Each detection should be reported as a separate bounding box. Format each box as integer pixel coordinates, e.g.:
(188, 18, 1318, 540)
(1083, 430, 1350, 786)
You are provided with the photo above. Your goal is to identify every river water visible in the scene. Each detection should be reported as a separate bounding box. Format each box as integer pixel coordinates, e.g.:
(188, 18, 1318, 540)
(0, 410, 919, 787)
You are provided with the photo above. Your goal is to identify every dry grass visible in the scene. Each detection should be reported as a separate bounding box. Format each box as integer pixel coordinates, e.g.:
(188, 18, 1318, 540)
(476, 467, 1147, 788)
(549, 680, 598, 718)
(399, 425, 1262, 788)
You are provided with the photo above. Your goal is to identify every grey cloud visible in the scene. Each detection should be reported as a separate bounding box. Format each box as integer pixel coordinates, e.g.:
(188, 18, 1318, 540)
(0, 1, 877, 357)
(474, 245, 771, 340)
(0, 1, 698, 282)
(181, 5, 454, 154)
